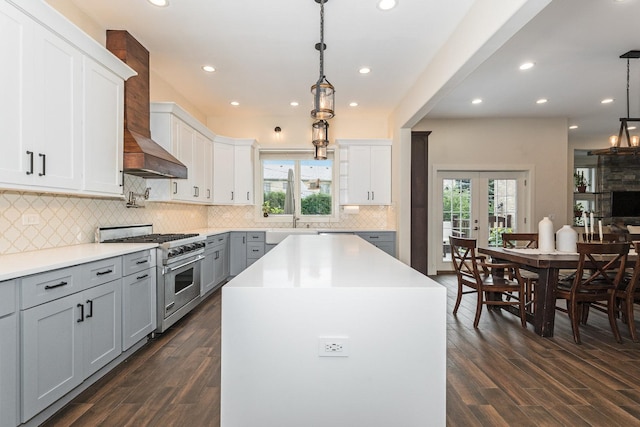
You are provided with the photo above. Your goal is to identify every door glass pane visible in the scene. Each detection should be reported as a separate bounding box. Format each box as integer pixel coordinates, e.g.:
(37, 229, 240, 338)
(488, 179, 517, 247)
(442, 178, 472, 262)
(300, 160, 332, 216)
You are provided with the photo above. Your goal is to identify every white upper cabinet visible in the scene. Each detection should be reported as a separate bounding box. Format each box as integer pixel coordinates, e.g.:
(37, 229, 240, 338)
(0, 0, 134, 197)
(213, 137, 257, 205)
(339, 139, 392, 205)
(148, 102, 215, 204)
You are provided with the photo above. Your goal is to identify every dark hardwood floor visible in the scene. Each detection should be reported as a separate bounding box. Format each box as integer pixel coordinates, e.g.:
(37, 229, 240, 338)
(43, 275, 640, 426)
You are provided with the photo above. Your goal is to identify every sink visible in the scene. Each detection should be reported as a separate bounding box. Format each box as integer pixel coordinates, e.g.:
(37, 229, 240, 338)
(265, 228, 318, 244)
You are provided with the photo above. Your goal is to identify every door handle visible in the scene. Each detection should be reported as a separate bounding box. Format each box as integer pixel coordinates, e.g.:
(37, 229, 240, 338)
(474, 226, 479, 231)
(86, 299, 93, 318)
(26, 151, 34, 175)
(38, 153, 46, 176)
(77, 303, 85, 323)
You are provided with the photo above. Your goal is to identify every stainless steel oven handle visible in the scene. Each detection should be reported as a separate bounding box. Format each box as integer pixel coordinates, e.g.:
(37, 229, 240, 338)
(165, 255, 205, 272)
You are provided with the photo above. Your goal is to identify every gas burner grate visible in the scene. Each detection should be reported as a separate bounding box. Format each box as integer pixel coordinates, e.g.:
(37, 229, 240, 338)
(103, 233, 200, 244)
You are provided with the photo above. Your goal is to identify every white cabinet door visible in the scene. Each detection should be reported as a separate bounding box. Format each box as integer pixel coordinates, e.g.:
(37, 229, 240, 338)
(369, 145, 391, 204)
(122, 270, 156, 351)
(27, 24, 82, 191)
(234, 144, 254, 204)
(203, 135, 213, 201)
(21, 293, 84, 421)
(213, 141, 235, 204)
(83, 280, 122, 377)
(193, 132, 207, 201)
(0, 4, 32, 185)
(346, 145, 372, 204)
(83, 58, 124, 195)
(174, 120, 196, 201)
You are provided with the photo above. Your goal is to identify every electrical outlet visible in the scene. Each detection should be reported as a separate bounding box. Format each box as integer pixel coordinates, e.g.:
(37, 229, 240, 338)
(22, 214, 40, 226)
(318, 337, 349, 357)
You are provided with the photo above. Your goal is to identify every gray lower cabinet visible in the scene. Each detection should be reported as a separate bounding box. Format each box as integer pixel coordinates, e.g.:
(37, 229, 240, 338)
(230, 232, 247, 276)
(202, 233, 229, 295)
(21, 278, 122, 422)
(122, 250, 156, 351)
(355, 232, 396, 257)
(246, 232, 265, 268)
(0, 280, 18, 427)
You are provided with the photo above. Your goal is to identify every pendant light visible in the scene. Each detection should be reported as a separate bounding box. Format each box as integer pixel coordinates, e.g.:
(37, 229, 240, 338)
(591, 50, 640, 155)
(311, 0, 334, 121)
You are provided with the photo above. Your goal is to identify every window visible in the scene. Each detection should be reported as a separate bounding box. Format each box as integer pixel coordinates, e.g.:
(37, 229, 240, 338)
(261, 151, 335, 220)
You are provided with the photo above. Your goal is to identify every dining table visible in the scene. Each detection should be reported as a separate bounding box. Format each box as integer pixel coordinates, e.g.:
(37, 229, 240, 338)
(477, 246, 637, 337)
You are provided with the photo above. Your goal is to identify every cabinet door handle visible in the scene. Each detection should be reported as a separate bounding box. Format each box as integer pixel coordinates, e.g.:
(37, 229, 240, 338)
(231, 191, 234, 201)
(371, 191, 374, 200)
(136, 259, 149, 265)
(77, 303, 85, 323)
(86, 299, 93, 318)
(243, 236, 245, 244)
(193, 186, 198, 197)
(136, 273, 149, 280)
(166, 302, 175, 312)
(207, 189, 211, 199)
(367, 191, 370, 200)
(173, 182, 178, 194)
(96, 269, 113, 276)
(38, 153, 46, 176)
(214, 251, 220, 260)
(26, 151, 34, 175)
(44, 281, 68, 290)
(120, 170, 124, 187)
(247, 191, 250, 200)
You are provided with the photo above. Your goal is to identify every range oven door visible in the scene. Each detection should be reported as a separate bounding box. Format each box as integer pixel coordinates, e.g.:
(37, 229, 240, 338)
(162, 254, 203, 318)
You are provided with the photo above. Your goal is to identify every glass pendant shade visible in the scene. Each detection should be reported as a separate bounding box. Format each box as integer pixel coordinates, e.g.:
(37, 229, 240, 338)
(312, 120, 329, 146)
(314, 144, 328, 160)
(609, 135, 619, 147)
(632, 135, 640, 147)
(311, 78, 335, 120)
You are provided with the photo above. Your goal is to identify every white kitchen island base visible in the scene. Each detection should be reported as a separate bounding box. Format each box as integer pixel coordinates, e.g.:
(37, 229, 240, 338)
(221, 235, 446, 427)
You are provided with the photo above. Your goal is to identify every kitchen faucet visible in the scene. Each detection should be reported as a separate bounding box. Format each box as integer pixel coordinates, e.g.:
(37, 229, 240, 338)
(293, 216, 299, 228)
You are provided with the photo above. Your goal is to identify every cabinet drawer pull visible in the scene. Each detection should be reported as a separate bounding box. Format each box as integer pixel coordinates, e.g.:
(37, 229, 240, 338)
(252, 249, 259, 252)
(77, 303, 85, 323)
(44, 281, 68, 290)
(96, 269, 113, 276)
(218, 238, 224, 242)
(136, 273, 149, 280)
(166, 302, 175, 312)
(86, 299, 93, 318)
(136, 259, 149, 265)
(369, 236, 379, 239)
(26, 151, 34, 175)
(38, 153, 46, 176)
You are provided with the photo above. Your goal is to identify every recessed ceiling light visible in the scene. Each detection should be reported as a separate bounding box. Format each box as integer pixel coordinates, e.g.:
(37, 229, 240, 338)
(202, 65, 215, 73)
(569, 125, 578, 130)
(349, 102, 358, 107)
(148, 0, 169, 7)
(601, 98, 614, 104)
(377, 0, 398, 11)
(230, 101, 239, 106)
(290, 101, 299, 107)
(471, 98, 482, 104)
(536, 98, 548, 104)
(519, 62, 535, 70)
(359, 67, 371, 74)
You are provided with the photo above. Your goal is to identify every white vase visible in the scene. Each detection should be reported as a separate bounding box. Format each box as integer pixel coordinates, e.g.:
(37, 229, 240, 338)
(556, 225, 578, 253)
(538, 217, 555, 253)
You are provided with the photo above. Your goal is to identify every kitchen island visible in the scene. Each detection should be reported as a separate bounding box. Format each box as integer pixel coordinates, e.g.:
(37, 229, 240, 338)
(221, 234, 446, 427)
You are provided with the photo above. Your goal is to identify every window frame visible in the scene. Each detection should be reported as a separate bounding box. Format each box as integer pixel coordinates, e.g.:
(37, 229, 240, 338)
(256, 149, 339, 224)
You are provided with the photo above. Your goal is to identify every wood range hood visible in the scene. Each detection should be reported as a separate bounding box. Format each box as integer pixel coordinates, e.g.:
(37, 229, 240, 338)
(106, 30, 187, 179)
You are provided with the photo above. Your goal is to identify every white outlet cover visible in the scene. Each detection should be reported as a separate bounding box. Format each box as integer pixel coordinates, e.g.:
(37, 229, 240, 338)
(318, 336, 349, 357)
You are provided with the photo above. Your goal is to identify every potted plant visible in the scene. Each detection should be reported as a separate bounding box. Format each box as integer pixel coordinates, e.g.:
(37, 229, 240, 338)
(573, 172, 588, 193)
(262, 201, 271, 217)
(573, 202, 584, 219)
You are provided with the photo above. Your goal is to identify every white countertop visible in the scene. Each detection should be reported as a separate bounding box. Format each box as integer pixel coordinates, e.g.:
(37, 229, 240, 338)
(0, 243, 157, 282)
(227, 234, 437, 289)
(187, 227, 396, 237)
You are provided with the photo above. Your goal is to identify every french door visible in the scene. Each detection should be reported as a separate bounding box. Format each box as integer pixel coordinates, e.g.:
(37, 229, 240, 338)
(436, 170, 528, 272)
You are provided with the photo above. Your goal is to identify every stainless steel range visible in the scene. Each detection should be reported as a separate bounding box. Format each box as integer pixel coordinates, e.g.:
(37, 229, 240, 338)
(97, 224, 205, 333)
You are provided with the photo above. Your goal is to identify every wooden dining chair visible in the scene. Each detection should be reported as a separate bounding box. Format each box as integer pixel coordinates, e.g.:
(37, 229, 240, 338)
(450, 236, 527, 328)
(555, 242, 629, 344)
(610, 241, 640, 342)
(502, 233, 538, 311)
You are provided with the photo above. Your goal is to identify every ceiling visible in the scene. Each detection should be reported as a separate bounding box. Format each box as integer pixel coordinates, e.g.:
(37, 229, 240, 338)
(59, 0, 640, 143)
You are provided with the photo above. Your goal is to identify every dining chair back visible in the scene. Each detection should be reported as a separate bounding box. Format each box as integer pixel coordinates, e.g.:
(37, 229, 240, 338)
(450, 236, 527, 328)
(610, 241, 640, 342)
(502, 233, 538, 249)
(555, 242, 629, 344)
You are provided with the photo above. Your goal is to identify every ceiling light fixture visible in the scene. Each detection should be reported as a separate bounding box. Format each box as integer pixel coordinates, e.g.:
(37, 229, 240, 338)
(519, 62, 534, 70)
(148, 0, 169, 7)
(471, 98, 482, 104)
(377, 0, 398, 10)
(359, 67, 371, 74)
(569, 125, 578, 130)
(311, 0, 333, 160)
(591, 50, 640, 155)
(601, 98, 614, 104)
(290, 101, 299, 107)
(536, 98, 548, 104)
(349, 102, 358, 107)
(202, 65, 215, 73)
(230, 101, 239, 106)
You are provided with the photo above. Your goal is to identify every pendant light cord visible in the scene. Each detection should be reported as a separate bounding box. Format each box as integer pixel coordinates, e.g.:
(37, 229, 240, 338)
(626, 57, 630, 119)
(318, 0, 325, 83)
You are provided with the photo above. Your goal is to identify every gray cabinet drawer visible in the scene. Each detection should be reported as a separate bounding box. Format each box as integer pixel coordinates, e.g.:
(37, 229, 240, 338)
(122, 250, 154, 277)
(247, 232, 265, 242)
(21, 266, 81, 309)
(247, 242, 265, 259)
(207, 233, 228, 248)
(0, 280, 16, 317)
(356, 232, 395, 242)
(82, 257, 122, 289)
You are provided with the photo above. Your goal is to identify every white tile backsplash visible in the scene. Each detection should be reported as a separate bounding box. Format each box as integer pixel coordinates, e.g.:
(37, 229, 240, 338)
(0, 175, 395, 255)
